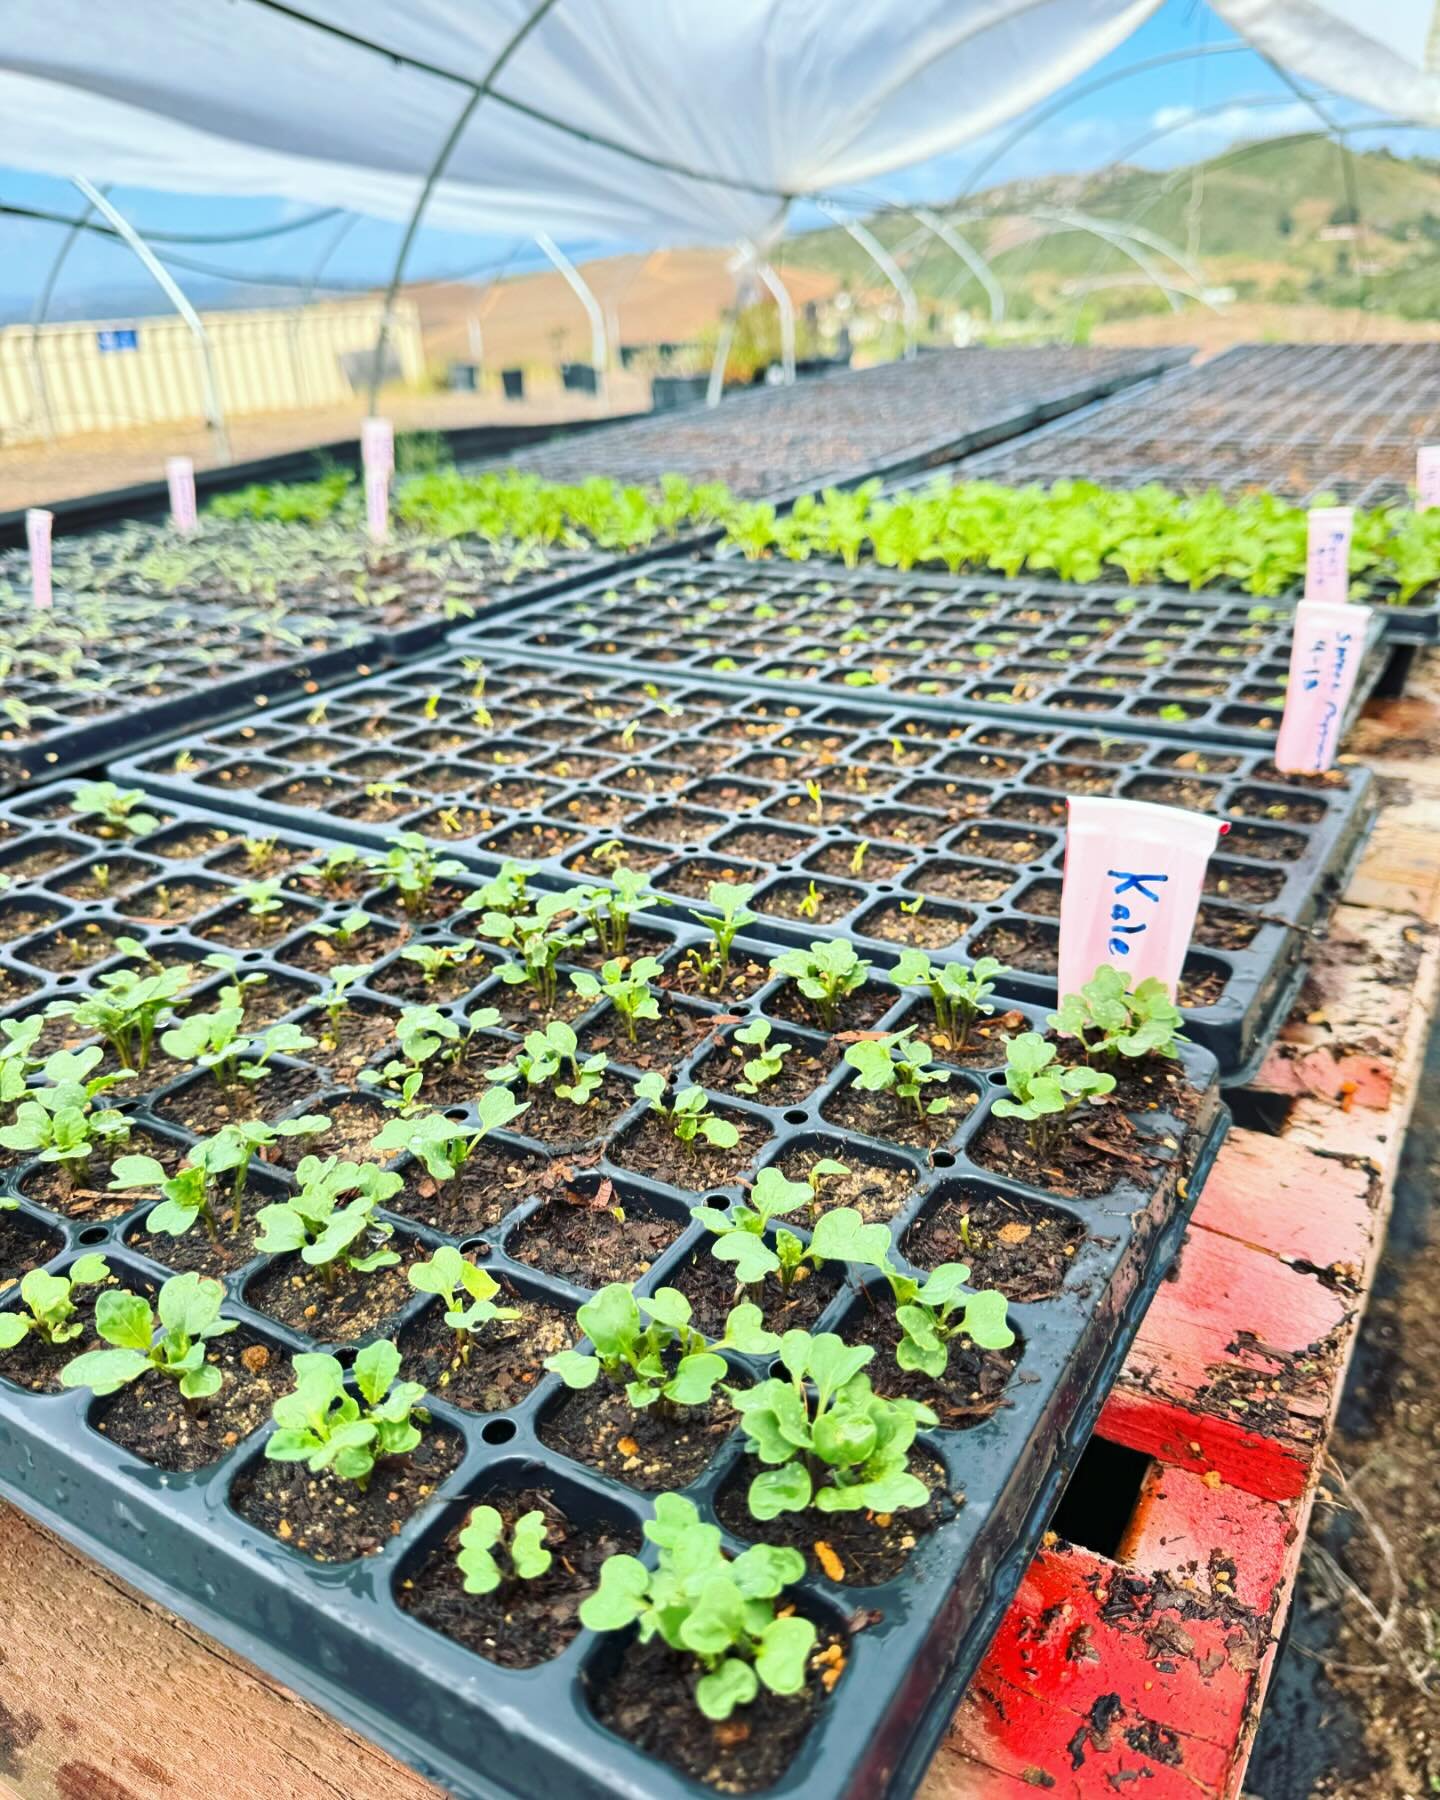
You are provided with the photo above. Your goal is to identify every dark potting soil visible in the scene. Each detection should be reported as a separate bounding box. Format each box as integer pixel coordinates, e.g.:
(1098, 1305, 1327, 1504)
(125, 1188, 270, 1279)
(760, 882, 857, 926)
(695, 1035, 836, 1108)
(772, 1143, 917, 1224)
(155, 1063, 325, 1136)
(970, 1104, 1159, 1200)
(667, 951, 773, 1006)
(94, 1332, 286, 1472)
(839, 1289, 1020, 1430)
(578, 1002, 721, 1073)
(539, 1380, 735, 1491)
(388, 1145, 549, 1238)
(912, 863, 1015, 904)
(501, 1071, 634, 1152)
(0, 1209, 64, 1285)
(820, 1082, 977, 1151)
(399, 1291, 576, 1411)
(609, 1109, 770, 1193)
(228, 1424, 463, 1561)
(398, 1486, 640, 1668)
(766, 982, 892, 1034)
(714, 1449, 955, 1586)
(903, 1187, 1086, 1303)
(855, 902, 974, 949)
(588, 1628, 839, 1794)
(506, 1184, 682, 1289)
(669, 1241, 845, 1337)
(245, 1253, 416, 1346)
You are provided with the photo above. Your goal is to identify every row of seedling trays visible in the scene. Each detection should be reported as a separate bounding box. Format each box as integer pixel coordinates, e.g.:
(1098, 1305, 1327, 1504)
(0, 779, 1224, 1799)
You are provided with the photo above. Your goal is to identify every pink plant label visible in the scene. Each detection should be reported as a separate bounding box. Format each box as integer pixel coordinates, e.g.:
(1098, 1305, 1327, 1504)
(1272, 598, 1371, 774)
(1418, 446, 1440, 512)
(165, 456, 198, 534)
(1058, 796, 1223, 1002)
(361, 416, 394, 477)
(26, 509, 52, 611)
(1305, 505, 1353, 604)
(365, 465, 390, 543)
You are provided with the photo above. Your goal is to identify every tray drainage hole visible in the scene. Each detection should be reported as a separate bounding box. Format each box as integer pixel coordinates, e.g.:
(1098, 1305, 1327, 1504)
(988, 1071, 1009, 1087)
(1049, 1436, 1153, 1560)
(240, 949, 266, 963)
(481, 1418, 518, 1446)
(76, 1225, 109, 1245)
(458, 1236, 493, 1258)
(984, 904, 1007, 914)
(782, 1109, 808, 1126)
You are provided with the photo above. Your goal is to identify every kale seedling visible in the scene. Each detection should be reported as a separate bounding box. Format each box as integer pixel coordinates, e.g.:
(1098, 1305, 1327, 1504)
(727, 1328, 936, 1521)
(45, 958, 193, 1073)
(0, 1255, 110, 1350)
(730, 1017, 794, 1095)
(1050, 964, 1186, 1061)
(372, 1084, 526, 1180)
(570, 955, 662, 1045)
(580, 1492, 815, 1721)
(407, 1245, 520, 1363)
(634, 1074, 738, 1151)
(491, 1020, 608, 1106)
(545, 1283, 776, 1413)
(237, 878, 285, 919)
(0, 1015, 43, 1114)
(991, 1032, 1116, 1160)
(692, 1166, 820, 1291)
(366, 832, 465, 919)
(113, 1114, 329, 1242)
(843, 1028, 954, 1124)
(60, 1271, 235, 1400)
(465, 890, 583, 1010)
(683, 881, 757, 995)
(892, 950, 1006, 1051)
(0, 1048, 132, 1186)
(769, 941, 869, 1030)
(253, 1156, 402, 1285)
(457, 1504, 552, 1594)
(69, 781, 160, 840)
(566, 867, 654, 957)
(264, 1340, 427, 1489)
(160, 1005, 314, 1096)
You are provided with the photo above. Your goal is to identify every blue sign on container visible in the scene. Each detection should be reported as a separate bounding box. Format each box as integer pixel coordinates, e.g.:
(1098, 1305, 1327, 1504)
(96, 328, 139, 353)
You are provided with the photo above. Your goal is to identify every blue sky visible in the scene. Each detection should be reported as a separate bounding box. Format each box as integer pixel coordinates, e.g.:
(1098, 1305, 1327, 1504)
(1, 0, 1436, 318)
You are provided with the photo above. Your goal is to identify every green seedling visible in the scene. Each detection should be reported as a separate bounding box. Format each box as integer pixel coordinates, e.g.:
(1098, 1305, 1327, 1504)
(263, 1340, 427, 1489)
(731, 1017, 794, 1095)
(407, 1245, 520, 1361)
(683, 882, 756, 994)
(252, 1156, 402, 1285)
(0, 1255, 111, 1349)
(465, 889, 583, 1010)
(372, 1085, 527, 1181)
(113, 1114, 329, 1242)
(319, 963, 371, 1032)
(569, 955, 662, 1045)
(69, 781, 160, 840)
(366, 833, 465, 918)
(312, 909, 375, 952)
(634, 1074, 738, 1151)
(727, 1329, 936, 1521)
(843, 1028, 954, 1124)
(399, 939, 482, 986)
(991, 1031, 1116, 1160)
(692, 1165, 819, 1291)
(0, 1047, 132, 1185)
(160, 1005, 314, 1095)
(1049, 965, 1186, 1061)
(0, 1016, 44, 1112)
(45, 957, 193, 1073)
(491, 1020, 607, 1106)
(60, 1271, 235, 1401)
(768, 941, 869, 1030)
(580, 1492, 815, 1721)
(237, 878, 284, 919)
(892, 950, 1006, 1051)
(456, 1504, 552, 1594)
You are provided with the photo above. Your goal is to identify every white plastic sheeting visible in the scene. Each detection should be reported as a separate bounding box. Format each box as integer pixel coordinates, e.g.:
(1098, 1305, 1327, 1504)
(1211, 1, 1440, 127)
(0, 0, 1161, 245)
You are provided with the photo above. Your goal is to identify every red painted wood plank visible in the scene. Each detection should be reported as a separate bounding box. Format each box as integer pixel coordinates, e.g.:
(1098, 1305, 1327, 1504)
(1188, 1132, 1375, 1278)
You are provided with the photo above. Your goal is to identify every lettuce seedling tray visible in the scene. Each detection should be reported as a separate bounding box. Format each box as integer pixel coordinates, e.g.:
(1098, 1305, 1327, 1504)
(450, 556, 1390, 748)
(0, 591, 385, 796)
(109, 647, 1375, 1078)
(470, 346, 1191, 504)
(0, 777, 1225, 1800)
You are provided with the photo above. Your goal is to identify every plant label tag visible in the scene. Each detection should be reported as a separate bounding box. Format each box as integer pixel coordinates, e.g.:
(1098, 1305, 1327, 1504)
(1059, 796, 1222, 1002)
(26, 509, 52, 610)
(365, 466, 390, 544)
(1305, 505, 1353, 603)
(1273, 598, 1370, 773)
(1418, 446, 1440, 511)
(165, 455, 198, 534)
(361, 416, 394, 477)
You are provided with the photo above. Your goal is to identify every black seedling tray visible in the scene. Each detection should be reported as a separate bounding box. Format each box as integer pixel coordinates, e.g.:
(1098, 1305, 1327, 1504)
(0, 778, 1225, 1800)
(109, 648, 1376, 1079)
(956, 343, 1440, 642)
(471, 346, 1190, 504)
(450, 555, 1389, 751)
(0, 590, 385, 796)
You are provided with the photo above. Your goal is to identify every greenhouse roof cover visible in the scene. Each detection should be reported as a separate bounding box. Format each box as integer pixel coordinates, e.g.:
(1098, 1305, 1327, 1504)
(0, 1, 1437, 246)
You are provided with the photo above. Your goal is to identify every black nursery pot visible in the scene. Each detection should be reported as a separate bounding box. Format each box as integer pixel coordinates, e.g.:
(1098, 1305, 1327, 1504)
(0, 778, 1228, 1800)
(110, 644, 1376, 1082)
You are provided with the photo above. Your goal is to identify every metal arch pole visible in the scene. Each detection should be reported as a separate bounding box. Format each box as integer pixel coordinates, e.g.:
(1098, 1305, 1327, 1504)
(27, 188, 106, 440)
(364, 0, 562, 414)
(754, 261, 795, 384)
(706, 309, 738, 408)
(534, 230, 608, 402)
(287, 212, 359, 413)
(1033, 207, 1209, 298)
(69, 175, 231, 463)
(911, 207, 1004, 325)
(825, 207, 919, 361)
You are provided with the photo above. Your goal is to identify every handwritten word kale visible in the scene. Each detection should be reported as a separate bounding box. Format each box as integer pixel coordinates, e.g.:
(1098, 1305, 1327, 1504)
(580, 1492, 815, 1720)
(727, 1329, 935, 1521)
(264, 1340, 427, 1488)
(61, 1271, 235, 1400)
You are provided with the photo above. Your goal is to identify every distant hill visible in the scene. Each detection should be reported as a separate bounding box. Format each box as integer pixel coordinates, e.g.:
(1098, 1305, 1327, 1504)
(779, 137, 1440, 327)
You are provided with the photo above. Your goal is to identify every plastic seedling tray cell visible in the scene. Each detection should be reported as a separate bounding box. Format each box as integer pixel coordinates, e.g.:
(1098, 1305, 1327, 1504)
(109, 648, 1376, 1080)
(955, 342, 1440, 642)
(450, 558, 1390, 750)
(0, 588, 384, 796)
(466, 346, 1191, 505)
(0, 778, 1227, 1800)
